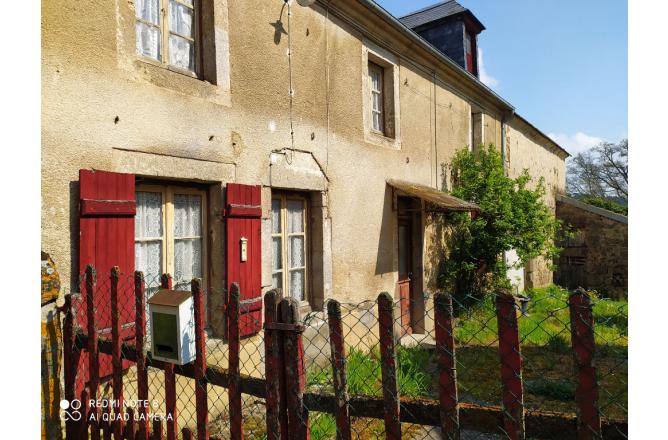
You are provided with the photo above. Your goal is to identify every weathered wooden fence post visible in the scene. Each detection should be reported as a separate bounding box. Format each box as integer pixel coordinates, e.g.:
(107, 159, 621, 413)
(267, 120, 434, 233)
(434, 293, 459, 440)
(377, 292, 401, 440)
(279, 297, 309, 440)
(110, 267, 125, 440)
(160, 273, 178, 440)
(327, 299, 352, 440)
(135, 271, 150, 440)
(495, 291, 525, 440)
(264, 289, 282, 440)
(192, 278, 209, 440)
(569, 288, 602, 440)
(126, 407, 136, 440)
(181, 428, 194, 440)
(62, 293, 77, 440)
(228, 282, 243, 440)
(85, 264, 101, 440)
(152, 419, 164, 440)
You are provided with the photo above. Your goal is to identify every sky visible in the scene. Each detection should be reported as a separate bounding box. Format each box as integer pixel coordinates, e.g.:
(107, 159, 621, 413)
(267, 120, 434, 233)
(375, 0, 628, 156)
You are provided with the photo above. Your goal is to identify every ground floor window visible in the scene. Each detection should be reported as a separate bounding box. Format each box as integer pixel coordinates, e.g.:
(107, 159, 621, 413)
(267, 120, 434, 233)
(135, 184, 207, 290)
(271, 193, 308, 303)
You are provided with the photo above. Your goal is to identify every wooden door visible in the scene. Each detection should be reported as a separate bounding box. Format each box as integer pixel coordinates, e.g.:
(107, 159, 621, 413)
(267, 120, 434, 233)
(398, 218, 412, 335)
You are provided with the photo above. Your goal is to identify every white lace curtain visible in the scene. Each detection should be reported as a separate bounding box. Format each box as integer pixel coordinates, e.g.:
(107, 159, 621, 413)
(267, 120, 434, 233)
(135, 0, 195, 72)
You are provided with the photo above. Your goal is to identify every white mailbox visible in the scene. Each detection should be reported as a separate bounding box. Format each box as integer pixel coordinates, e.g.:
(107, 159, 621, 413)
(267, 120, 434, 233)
(147, 289, 196, 365)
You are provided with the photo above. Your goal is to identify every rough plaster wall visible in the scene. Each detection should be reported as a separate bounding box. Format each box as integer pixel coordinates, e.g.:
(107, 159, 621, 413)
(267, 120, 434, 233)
(505, 119, 567, 288)
(42, 0, 564, 308)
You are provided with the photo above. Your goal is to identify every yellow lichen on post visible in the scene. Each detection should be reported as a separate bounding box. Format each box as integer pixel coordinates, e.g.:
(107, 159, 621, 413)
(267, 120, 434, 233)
(41, 252, 63, 440)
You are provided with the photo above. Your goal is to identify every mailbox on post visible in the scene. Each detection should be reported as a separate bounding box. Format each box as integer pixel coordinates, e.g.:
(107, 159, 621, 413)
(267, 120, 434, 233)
(147, 289, 196, 365)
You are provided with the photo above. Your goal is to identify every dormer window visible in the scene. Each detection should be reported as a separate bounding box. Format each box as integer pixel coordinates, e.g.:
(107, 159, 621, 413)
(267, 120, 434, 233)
(464, 31, 476, 75)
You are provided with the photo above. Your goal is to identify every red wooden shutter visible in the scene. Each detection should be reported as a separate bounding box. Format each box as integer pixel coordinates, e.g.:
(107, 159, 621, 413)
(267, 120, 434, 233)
(78, 169, 136, 386)
(225, 183, 263, 338)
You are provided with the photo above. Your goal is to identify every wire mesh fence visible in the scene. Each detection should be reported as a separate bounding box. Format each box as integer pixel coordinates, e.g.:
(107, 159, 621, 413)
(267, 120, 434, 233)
(62, 265, 627, 440)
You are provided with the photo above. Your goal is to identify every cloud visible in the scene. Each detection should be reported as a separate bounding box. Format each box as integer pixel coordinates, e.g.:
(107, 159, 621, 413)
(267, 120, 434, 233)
(478, 48, 499, 89)
(547, 132, 604, 156)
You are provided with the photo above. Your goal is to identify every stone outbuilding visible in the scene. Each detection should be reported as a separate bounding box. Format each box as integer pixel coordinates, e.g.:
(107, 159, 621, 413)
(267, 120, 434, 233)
(554, 195, 628, 298)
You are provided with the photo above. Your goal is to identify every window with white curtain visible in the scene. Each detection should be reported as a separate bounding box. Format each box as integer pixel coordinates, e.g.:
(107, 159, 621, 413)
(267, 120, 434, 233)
(369, 62, 385, 134)
(271, 194, 308, 303)
(135, 185, 206, 290)
(135, 0, 198, 74)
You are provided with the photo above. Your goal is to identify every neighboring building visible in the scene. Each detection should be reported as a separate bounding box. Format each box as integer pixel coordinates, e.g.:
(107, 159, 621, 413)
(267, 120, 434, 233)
(555, 195, 628, 298)
(42, 0, 567, 340)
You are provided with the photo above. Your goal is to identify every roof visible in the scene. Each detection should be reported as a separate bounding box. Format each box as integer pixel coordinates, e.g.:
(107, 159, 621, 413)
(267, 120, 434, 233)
(387, 179, 479, 212)
(148, 289, 192, 307)
(399, 1, 485, 32)
(556, 195, 628, 224)
(353, 0, 514, 112)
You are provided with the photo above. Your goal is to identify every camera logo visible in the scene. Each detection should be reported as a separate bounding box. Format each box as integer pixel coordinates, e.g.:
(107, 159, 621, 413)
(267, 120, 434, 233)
(60, 399, 82, 421)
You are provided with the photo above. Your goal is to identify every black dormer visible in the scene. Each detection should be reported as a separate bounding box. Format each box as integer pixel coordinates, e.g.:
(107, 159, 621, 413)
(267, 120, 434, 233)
(400, 1, 485, 77)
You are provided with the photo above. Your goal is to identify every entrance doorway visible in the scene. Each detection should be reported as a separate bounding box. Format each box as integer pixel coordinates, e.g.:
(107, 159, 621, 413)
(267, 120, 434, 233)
(397, 197, 424, 335)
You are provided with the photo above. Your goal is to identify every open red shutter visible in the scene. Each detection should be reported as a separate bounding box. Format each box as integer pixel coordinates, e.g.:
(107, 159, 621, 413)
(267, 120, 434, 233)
(225, 183, 263, 338)
(77, 169, 136, 386)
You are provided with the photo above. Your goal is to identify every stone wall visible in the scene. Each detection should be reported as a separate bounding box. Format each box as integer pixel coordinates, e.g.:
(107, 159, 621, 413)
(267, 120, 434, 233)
(555, 199, 628, 299)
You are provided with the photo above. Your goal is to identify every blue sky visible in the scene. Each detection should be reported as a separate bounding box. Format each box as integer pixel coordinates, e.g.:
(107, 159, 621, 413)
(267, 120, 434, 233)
(376, 0, 628, 155)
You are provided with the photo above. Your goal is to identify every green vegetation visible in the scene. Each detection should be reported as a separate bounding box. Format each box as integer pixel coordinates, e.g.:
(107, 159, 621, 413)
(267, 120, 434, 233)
(440, 146, 563, 303)
(306, 286, 627, 420)
(579, 195, 628, 215)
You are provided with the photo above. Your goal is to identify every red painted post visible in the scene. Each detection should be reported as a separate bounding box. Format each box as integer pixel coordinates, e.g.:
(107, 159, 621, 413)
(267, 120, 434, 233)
(110, 267, 124, 440)
(264, 289, 281, 440)
(101, 403, 111, 440)
(152, 419, 163, 440)
(160, 274, 178, 440)
(192, 278, 209, 440)
(182, 428, 194, 440)
(85, 265, 101, 440)
(377, 292, 401, 440)
(327, 300, 352, 440)
(569, 288, 602, 440)
(135, 271, 150, 440)
(279, 297, 309, 440)
(495, 291, 525, 440)
(227, 283, 243, 440)
(62, 294, 77, 440)
(126, 408, 136, 440)
(79, 386, 90, 440)
(434, 293, 459, 440)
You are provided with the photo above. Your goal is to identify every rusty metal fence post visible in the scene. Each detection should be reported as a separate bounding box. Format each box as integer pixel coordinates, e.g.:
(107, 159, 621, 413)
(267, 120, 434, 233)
(192, 278, 209, 440)
(85, 265, 101, 440)
(160, 273, 178, 440)
(264, 289, 282, 440)
(110, 267, 124, 439)
(495, 291, 525, 440)
(435, 292, 459, 440)
(569, 288, 602, 440)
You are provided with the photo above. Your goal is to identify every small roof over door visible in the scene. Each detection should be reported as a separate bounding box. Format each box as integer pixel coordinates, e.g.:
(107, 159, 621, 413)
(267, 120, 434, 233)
(387, 179, 479, 212)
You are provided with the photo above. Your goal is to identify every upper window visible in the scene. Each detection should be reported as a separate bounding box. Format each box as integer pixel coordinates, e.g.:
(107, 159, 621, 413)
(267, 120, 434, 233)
(135, 185, 206, 290)
(369, 62, 385, 134)
(271, 194, 308, 303)
(135, 0, 199, 74)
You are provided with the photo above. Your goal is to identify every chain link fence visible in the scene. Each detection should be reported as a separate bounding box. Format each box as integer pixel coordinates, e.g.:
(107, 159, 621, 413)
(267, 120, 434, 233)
(64, 267, 627, 439)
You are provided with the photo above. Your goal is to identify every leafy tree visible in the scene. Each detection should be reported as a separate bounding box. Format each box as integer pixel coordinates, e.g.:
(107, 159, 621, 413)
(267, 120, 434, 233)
(567, 139, 628, 201)
(439, 146, 562, 302)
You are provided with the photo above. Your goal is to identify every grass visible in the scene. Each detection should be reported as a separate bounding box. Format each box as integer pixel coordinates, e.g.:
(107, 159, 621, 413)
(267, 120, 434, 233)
(306, 285, 628, 421)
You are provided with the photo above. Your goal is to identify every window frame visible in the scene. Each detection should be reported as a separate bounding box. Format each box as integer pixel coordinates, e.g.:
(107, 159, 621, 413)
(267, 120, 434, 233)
(135, 0, 202, 78)
(368, 61, 386, 135)
(271, 193, 310, 306)
(135, 184, 208, 287)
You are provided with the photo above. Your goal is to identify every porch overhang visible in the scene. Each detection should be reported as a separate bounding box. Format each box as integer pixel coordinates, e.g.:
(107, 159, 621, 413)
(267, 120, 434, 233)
(387, 179, 479, 213)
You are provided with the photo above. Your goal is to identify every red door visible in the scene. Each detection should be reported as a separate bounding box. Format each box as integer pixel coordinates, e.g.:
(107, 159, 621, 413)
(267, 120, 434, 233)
(225, 184, 263, 338)
(398, 218, 413, 336)
(77, 169, 136, 393)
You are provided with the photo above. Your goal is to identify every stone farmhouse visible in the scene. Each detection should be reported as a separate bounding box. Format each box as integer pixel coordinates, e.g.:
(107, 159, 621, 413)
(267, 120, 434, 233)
(42, 0, 569, 340)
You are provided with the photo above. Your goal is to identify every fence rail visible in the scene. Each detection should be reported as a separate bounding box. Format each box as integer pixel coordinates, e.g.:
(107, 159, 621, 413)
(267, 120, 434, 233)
(61, 265, 628, 439)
